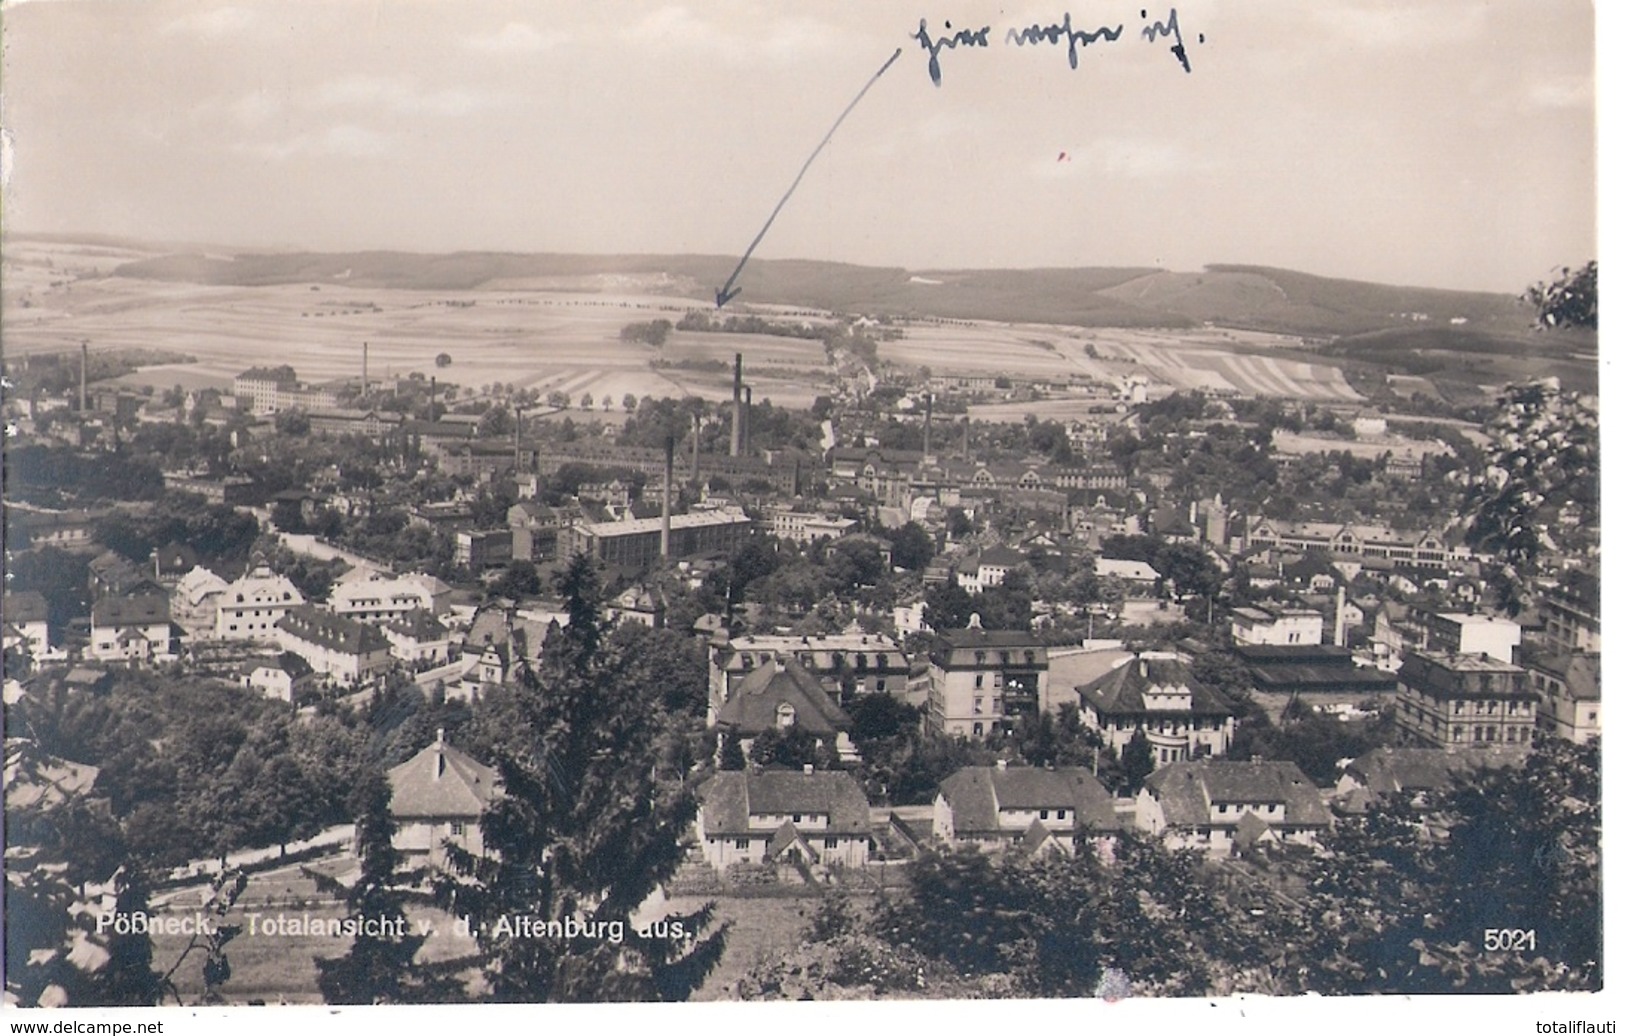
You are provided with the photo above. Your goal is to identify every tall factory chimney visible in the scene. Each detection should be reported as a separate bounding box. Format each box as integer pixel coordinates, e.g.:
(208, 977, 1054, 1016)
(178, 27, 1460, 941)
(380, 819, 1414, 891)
(961, 417, 971, 459)
(691, 411, 701, 483)
(661, 434, 675, 560)
(730, 353, 743, 457)
(742, 385, 753, 456)
(1333, 584, 1348, 648)
(923, 392, 933, 457)
(429, 376, 437, 421)
(79, 340, 88, 412)
(362, 342, 369, 397)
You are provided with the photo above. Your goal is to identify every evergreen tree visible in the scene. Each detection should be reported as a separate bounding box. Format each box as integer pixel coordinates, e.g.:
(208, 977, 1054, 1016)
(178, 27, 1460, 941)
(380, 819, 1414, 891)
(434, 554, 727, 1001)
(314, 769, 462, 1004)
(1121, 728, 1156, 792)
(717, 730, 746, 771)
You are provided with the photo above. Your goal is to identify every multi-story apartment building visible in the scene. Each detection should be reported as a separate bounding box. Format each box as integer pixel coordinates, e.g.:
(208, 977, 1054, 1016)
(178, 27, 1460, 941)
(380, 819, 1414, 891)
(233, 366, 299, 415)
(1244, 519, 1465, 570)
(709, 631, 908, 714)
(275, 605, 393, 687)
(1537, 573, 1601, 653)
(216, 565, 306, 640)
(1421, 612, 1521, 664)
(1395, 650, 1539, 752)
(926, 628, 1052, 737)
(1523, 649, 1601, 744)
(329, 571, 451, 623)
(763, 507, 857, 545)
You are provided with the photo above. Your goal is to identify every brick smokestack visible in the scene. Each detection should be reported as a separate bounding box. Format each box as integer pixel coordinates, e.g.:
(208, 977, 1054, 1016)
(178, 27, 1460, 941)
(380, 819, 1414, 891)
(691, 410, 701, 483)
(362, 341, 369, 397)
(662, 434, 675, 559)
(923, 392, 933, 456)
(730, 353, 743, 456)
(742, 385, 752, 455)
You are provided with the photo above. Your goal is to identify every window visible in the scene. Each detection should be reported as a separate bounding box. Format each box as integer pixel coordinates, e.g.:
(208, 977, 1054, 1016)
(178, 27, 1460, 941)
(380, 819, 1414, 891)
(735, 838, 749, 850)
(975, 674, 984, 689)
(1056, 810, 1067, 820)
(793, 814, 802, 824)
(825, 838, 838, 849)
(1218, 803, 1228, 814)
(876, 679, 887, 692)
(973, 723, 984, 736)
(450, 821, 466, 836)
(1040, 809, 1050, 820)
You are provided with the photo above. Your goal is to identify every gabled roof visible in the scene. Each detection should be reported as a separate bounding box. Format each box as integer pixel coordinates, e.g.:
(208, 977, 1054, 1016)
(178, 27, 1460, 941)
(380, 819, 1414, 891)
(175, 566, 229, 606)
(385, 609, 450, 642)
(978, 545, 1026, 568)
(1076, 656, 1234, 717)
(937, 765, 1120, 834)
(91, 593, 171, 628)
(276, 605, 389, 655)
(714, 658, 851, 736)
(766, 820, 810, 858)
(4, 740, 99, 811)
(1144, 760, 1331, 828)
(696, 769, 872, 836)
(1233, 810, 1274, 849)
(1342, 747, 1521, 797)
(387, 734, 501, 819)
(3, 591, 49, 625)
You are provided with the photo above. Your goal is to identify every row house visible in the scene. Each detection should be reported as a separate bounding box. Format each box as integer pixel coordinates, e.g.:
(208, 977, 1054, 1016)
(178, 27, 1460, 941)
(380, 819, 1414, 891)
(382, 610, 454, 667)
(694, 768, 872, 871)
(217, 565, 306, 640)
(1137, 759, 1333, 858)
(1075, 654, 1235, 767)
(926, 627, 1053, 737)
(933, 762, 1121, 857)
(1395, 651, 1539, 752)
(275, 605, 393, 687)
(1332, 746, 1523, 815)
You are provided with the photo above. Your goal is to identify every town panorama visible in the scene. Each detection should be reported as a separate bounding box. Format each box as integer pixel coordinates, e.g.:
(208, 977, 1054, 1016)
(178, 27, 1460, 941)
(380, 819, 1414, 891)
(1, 242, 1600, 1006)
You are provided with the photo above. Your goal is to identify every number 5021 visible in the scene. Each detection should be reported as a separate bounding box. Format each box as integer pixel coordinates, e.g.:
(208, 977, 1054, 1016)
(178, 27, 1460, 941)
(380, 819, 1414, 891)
(1484, 928, 1537, 951)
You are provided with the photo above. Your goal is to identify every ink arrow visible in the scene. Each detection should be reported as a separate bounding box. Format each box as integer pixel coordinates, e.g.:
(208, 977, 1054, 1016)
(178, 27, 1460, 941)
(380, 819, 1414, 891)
(714, 46, 903, 309)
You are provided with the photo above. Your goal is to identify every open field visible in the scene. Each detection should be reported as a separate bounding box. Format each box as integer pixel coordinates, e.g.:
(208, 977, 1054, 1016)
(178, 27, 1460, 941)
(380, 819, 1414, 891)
(31, 237, 1593, 412)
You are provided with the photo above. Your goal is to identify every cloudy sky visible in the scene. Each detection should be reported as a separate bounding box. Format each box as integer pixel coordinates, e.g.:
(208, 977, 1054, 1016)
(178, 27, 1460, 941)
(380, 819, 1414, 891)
(0, 0, 1597, 292)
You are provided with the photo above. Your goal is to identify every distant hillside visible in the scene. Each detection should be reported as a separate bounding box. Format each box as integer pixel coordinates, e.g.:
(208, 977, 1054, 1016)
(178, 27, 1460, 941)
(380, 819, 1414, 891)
(104, 246, 1531, 338)
(1100, 264, 1526, 337)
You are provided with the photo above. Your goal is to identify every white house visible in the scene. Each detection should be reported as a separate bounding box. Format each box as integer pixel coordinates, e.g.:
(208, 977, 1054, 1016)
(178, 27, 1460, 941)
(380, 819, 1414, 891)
(932, 762, 1120, 856)
(1230, 605, 1325, 647)
(386, 731, 501, 868)
(330, 571, 452, 623)
(275, 605, 392, 687)
(1075, 653, 1236, 767)
(89, 594, 177, 663)
(694, 768, 872, 872)
(1136, 760, 1332, 857)
(217, 565, 305, 641)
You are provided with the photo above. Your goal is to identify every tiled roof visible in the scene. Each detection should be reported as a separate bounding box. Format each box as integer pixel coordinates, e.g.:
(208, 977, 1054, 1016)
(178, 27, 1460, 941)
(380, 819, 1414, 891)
(937, 765, 1120, 835)
(696, 769, 872, 836)
(4, 741, 100, 811)
(1342, 747, 1521, 797)
(276, 606, 390, 655)
(714, 658, 851, 736)
(91, 593, 171, 628)
(3, 591, 49, 625)
(1144, 760, 1331, 828)
(1076, 656, 1234, 717)
(387, 734, 501, 819)
(385, 609, 451, 641)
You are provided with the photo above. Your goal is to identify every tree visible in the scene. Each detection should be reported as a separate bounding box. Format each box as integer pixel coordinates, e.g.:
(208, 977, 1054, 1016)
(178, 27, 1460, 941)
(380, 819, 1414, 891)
(923, 580, 974, 632)
(433, 554, 727, 1001)
(717, 730, 746, 771)
(436, 352, 453, 367)
(1524, 261, 1597, 330)
(1463, 379, 1597, 608)
(314, 769, 462, 1004)
(1121, 728, 1155, 792)
(886, 522, 936, 571)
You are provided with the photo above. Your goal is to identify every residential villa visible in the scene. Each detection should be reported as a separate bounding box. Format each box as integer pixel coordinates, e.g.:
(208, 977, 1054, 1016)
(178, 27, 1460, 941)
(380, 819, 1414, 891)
(217, 565, 306, 641)
(387, 730, 501, 868)
(933, 762, 1120, 857)
(694, 767, 872, 871)
(925, 627, 1053, 737)
(1136, 760, 1332, 857)
(1074, 653, 1235, 767)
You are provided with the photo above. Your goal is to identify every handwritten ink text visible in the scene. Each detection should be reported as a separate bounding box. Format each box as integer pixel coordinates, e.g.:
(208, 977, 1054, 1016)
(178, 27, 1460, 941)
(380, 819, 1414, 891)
(914, 7, 1201, 84)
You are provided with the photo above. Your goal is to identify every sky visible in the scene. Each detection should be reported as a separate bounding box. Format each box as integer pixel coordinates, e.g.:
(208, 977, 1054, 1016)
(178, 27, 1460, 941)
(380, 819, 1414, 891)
(0, 0, 1599, 293)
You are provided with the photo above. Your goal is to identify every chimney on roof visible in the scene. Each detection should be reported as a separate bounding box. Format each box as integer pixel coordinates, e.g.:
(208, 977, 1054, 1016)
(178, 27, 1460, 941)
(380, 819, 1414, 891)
(773, 654, 787, 673)
(996, 759, 1007, 771)
(803, 763, 814, 775)
(433, 728, 446, 779)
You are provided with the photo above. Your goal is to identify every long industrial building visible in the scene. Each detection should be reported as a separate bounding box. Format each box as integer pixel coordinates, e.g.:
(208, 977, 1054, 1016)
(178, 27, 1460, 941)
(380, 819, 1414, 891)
(555, 508, 753, 568)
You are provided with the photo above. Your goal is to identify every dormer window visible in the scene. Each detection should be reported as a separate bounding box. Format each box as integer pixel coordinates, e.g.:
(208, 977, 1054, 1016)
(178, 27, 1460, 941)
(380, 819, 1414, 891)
(775, 702, 797, 728)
